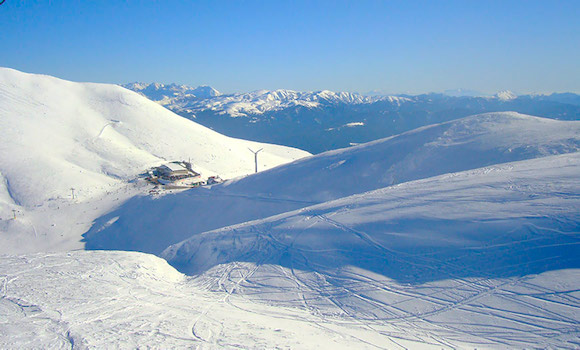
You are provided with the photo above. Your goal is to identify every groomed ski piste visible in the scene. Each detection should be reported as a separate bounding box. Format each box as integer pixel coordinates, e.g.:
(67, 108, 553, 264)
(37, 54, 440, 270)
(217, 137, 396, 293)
(1, 68, 579, 349)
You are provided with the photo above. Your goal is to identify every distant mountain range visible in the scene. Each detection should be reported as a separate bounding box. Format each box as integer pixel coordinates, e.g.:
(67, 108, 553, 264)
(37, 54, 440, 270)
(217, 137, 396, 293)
(123, 82, 580, 153)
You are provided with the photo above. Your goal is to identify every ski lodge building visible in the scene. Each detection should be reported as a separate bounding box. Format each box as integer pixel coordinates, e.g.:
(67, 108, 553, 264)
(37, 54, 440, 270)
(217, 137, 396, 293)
(155, 162, 202, 186)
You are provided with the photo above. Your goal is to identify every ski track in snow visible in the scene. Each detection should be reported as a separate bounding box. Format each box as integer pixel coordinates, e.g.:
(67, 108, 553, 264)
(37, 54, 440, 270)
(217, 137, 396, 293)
(1, 68, 580, 348)
(2, 151, 579, 348)
(163, 152, 580, 349)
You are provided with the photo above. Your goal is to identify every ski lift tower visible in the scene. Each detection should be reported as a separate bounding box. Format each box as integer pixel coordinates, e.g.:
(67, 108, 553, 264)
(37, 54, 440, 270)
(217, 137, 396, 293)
(248, 148, 263, 173)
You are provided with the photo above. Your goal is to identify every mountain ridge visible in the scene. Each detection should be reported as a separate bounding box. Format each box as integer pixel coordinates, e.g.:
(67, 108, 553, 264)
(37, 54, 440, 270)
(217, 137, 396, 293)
(123, 82, 580, 153)
(84, 112, 580, 255)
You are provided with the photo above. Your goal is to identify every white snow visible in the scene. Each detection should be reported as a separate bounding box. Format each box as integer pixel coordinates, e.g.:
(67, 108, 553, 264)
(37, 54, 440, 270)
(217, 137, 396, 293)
(2, 251, 407, 349)
(163, 152, 580, 348)
(1, 152, 577, 348)
(495, 90, 518, 101)
(85, 112, 580, 254)
(0, 67, 309, 253)
(162, 88, 411, 118)
(123, 82, 221, 101)
(343, 121, 365, 127)
(1, 68, 579, 348)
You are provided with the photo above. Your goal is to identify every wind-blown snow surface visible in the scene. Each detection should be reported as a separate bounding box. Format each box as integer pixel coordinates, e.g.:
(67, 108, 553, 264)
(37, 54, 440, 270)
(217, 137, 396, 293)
(85, 112, 580, 254)
(3, 155, 579, 348)
(163, 152, 580, 348)
(2, 251, 409, 349)
(0, 68, 309, 253)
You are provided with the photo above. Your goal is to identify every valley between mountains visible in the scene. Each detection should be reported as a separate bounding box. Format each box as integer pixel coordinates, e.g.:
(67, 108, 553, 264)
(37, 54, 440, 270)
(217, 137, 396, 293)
(1, 68, 578, 349)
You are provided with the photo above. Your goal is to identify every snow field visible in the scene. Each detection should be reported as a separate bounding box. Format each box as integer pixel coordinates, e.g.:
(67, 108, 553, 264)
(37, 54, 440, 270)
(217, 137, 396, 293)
(1, 68, 579, 348)
(163, 152, 580, 348)
(86, 112, 580, 254)
(0, 67, 309, 254)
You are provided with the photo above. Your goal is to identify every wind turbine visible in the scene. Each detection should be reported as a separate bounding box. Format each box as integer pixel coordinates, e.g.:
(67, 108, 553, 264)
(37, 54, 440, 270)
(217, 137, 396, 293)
(248, 148, 263, 173)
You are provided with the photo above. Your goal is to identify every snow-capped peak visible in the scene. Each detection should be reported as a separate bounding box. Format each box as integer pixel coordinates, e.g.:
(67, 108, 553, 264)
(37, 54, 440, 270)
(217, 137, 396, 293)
(191, 85, 221, 99)
(495, 90, 517, 101)
(120, 82, 221, 102)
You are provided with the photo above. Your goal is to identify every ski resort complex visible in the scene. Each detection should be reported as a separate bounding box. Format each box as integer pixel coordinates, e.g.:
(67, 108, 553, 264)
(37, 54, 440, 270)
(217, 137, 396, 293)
(1, 68, 578, 349)
(1, 1, 579, 348)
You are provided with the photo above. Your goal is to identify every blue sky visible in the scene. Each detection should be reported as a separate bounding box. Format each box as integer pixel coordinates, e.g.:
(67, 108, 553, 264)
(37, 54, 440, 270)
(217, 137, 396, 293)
(1, 0, 579, 94)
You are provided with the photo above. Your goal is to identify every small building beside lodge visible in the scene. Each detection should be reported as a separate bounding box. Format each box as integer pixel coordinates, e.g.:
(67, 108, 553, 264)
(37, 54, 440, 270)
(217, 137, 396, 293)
(206, 175, 223, 185)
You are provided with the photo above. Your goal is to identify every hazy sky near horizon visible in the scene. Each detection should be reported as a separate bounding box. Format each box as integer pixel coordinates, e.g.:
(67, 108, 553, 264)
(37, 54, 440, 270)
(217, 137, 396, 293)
(1, 0, 579, 94)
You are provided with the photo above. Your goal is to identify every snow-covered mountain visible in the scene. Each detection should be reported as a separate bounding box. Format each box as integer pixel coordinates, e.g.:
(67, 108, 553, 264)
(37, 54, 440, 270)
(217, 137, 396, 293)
(125, 83, 411, 117)
(162, 152, 580, 348)
(5, 149, 576, 348)
(85, 112, 580, 254)
(0, 68, 309, 253)
(495, 89, 518, 101)
(1, 68, 579, 348)
(4, 121, 578, 348)
(124, 83, 580, 153)
(123, 82, 221, 101)
(174, 89, 410, 118)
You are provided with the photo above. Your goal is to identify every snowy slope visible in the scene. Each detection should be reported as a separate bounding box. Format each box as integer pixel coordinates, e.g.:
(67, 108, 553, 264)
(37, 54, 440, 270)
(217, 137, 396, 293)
(163, 152, 580, 348)
(85, 112, 580, 254)
(2, 152, 578, 349)
(0, 68, 309, 253)
(2, 251, 421, 350)
(2, 68, 579, 349)
(216, 112, 580, 202)
(3, 250, 577, 349)
(0, 68, 309, 207)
